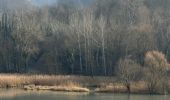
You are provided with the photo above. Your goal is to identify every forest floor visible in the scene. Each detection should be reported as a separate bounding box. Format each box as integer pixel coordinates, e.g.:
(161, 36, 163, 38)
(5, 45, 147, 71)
(0, 74, 161, 94)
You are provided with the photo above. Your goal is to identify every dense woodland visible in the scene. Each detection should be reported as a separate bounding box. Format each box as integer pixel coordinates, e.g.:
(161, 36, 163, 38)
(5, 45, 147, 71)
(0, 0, 170, 76)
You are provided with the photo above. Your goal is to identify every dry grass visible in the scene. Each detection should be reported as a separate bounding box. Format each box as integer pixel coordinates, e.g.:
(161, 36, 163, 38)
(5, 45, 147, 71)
(95, 83, 127, 93)
(24, 85, 90, 92)
(0, 74, 115, 88)
(0, 74, 83, 87)
(0, 74, 152, 93)
(130, 81, 148, 93)
(0, 89, 90, 98)
(0, 74, 115, 92)
(0, 74, 91, 92)
(95, 81, 149, 94)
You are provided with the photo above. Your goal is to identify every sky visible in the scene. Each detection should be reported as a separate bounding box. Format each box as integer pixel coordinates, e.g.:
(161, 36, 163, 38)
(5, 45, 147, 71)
(31, 0, 57, 6)
(30, 0, 91, 6)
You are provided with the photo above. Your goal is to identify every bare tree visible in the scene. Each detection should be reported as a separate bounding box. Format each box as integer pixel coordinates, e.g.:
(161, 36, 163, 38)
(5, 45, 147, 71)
(117, 58, 141, 93)
(70, 11, 83, 74)
(98, 15, 107, 76)
(144, 51, 170, 94)
(82, 8, 94, 75)
(12, 11, 42, 72)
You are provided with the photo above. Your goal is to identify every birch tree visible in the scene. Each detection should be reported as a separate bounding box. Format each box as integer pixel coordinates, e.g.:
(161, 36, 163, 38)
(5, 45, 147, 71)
(98, 15, 107, 76)
(82, 9, 94, 75)
(117, 58, 141, 93)
(70, 11, 83, 74)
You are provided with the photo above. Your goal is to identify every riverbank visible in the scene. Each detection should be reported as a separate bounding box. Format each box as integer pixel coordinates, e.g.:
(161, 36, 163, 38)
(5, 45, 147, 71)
(94, 82, 149, 94)
(0, 74, 114, 92)
(1, 89, 170, 100)
(0, 74, 169, 94)
(24, 85, 89, 92)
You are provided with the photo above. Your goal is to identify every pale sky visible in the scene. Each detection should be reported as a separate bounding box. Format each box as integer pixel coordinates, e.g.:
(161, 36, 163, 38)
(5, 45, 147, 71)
(30, 0, 91, 6)
(31, 0, 57, 6)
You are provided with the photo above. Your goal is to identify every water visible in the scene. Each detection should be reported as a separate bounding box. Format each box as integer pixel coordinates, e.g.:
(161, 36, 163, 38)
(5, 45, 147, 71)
(0, 89, 169, 100)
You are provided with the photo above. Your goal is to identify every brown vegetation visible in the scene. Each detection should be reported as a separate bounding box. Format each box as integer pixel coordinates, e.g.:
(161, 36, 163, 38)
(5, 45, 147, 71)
(95, 81, 148, 94)
(0, 73, 170, 94)
(0, 74, 114, 92)
(144, 51, 170, 94)
(24, 85, 89, 92)
(0, 74, 86, 88)
(95, 83, 127, 93)
(116, 58, 142, 93)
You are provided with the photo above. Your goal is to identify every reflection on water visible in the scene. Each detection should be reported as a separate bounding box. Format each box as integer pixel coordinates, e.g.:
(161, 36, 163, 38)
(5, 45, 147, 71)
(0, 89, 29, 98)
(0, 89, 169, 100)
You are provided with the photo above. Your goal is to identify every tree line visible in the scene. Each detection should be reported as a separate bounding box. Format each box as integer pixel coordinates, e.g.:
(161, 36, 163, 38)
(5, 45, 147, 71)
(0, 0, 170, 76)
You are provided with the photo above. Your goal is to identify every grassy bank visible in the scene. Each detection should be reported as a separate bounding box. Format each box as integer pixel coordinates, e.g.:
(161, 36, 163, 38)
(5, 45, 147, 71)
(95, 82, 149, 94)
(24, 85, 89, 92)
(0, 74, 115, 87)
(0, 74, 168, 94)
(0, 74, 114, 92)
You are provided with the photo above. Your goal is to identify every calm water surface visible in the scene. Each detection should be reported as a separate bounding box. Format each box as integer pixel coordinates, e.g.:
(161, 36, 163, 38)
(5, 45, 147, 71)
(0, 89, 169, 100)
